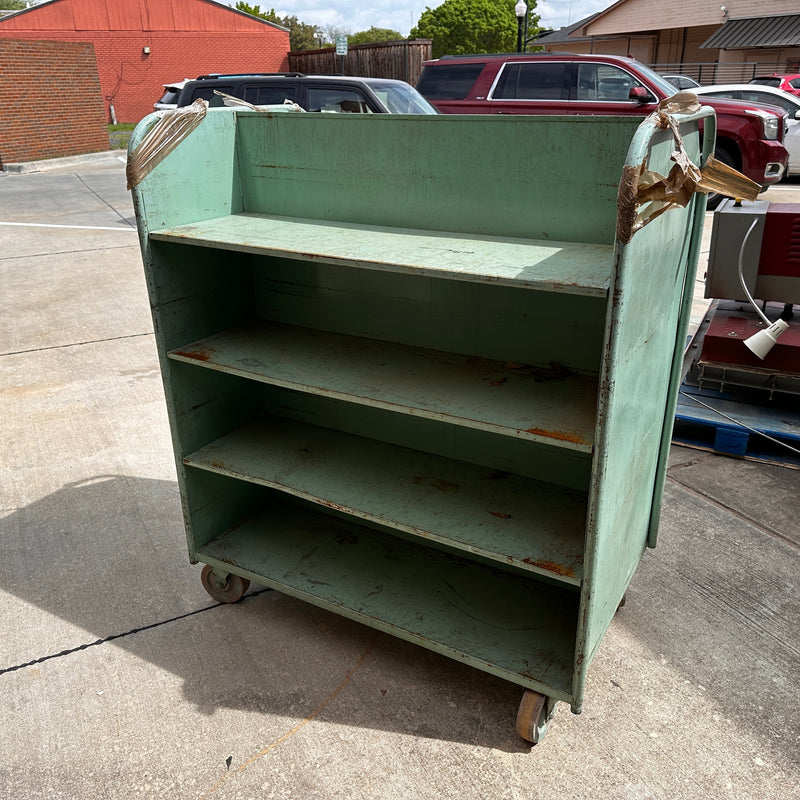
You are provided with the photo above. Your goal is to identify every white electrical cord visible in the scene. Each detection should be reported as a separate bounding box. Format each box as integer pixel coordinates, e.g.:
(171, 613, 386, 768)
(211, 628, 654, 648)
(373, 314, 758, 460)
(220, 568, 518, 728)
(736, 218, 771, 325)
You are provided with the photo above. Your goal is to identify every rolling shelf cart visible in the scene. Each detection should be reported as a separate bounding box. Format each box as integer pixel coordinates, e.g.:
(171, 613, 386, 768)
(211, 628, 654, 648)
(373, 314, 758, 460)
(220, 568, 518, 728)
(129, 105, 712, 743)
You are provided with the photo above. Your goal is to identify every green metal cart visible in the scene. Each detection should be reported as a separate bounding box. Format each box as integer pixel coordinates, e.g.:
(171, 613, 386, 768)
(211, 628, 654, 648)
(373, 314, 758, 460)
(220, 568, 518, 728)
(129, 103, 712, 743)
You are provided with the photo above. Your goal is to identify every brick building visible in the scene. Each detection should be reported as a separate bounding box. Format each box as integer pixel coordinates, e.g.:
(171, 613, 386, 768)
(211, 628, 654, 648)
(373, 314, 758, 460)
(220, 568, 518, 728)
(0, 37, 109, 167)
(0, 0, 290, 123)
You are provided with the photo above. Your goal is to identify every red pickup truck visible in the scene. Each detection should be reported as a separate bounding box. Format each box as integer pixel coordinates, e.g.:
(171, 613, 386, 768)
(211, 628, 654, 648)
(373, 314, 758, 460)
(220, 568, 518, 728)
(417, 54, 788, 201)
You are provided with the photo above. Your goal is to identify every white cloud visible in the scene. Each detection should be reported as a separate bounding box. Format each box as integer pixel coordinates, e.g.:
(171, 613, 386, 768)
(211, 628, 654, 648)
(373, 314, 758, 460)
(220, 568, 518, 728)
(223, 1, 614, 38)
(536, 1, 612, 31)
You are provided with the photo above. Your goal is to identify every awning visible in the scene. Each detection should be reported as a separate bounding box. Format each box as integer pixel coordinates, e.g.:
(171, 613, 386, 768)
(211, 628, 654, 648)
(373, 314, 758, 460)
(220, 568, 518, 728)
(701, 14, 800, 50)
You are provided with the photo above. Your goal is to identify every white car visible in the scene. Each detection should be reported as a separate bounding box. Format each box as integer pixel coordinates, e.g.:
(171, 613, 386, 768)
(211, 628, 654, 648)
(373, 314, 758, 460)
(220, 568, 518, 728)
(694, 83, 800, 176)
(154, 79, 191, 111)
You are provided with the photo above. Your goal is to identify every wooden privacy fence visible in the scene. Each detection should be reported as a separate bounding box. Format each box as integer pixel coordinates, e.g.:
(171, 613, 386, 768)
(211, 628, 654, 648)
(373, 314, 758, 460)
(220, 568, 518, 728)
(288, 40, 432, 86)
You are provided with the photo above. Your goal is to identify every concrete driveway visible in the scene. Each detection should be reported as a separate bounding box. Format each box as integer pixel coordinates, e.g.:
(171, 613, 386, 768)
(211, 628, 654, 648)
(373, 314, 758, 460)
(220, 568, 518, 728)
(1, 155, 799, 799)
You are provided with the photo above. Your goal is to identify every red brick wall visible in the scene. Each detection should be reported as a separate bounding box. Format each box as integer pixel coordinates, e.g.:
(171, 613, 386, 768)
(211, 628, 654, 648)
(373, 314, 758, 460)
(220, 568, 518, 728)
(0, 1, 291, 123)
(0, 39, 109, 168)
(0, 30, 291, 123)
(88, 32, 291, 122)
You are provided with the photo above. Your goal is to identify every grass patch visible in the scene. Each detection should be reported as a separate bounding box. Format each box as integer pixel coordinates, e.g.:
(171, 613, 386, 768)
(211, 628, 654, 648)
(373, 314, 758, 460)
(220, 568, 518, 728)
(108, 123, 136, 150)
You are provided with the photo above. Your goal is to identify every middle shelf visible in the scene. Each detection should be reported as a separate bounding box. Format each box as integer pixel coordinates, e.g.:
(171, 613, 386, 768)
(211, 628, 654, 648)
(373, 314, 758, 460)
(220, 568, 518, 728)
(168, 321, 599, 452)
(183, 415, 588, 584)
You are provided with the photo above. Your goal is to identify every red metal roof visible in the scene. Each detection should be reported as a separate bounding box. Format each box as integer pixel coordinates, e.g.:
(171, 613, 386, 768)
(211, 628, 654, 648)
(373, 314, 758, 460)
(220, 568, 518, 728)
(0, 0, 286, 33)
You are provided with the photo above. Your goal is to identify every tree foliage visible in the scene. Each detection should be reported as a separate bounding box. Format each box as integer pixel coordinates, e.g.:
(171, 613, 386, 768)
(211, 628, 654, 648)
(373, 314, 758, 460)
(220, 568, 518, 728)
(235, 3, 321, 51)
(3, 0, 32, 10)
(348, 27, 404, 46)
(411, 0, 539, 58)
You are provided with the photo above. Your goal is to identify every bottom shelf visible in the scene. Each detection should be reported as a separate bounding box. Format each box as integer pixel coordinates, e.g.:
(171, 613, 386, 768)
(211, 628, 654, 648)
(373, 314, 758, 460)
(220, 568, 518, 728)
(197, 500, 578, 702)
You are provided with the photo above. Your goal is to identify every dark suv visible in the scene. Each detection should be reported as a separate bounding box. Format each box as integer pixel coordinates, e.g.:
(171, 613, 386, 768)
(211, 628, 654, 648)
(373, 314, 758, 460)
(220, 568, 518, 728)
(173, 73, 438, 114)
(417, 54, 788, 191)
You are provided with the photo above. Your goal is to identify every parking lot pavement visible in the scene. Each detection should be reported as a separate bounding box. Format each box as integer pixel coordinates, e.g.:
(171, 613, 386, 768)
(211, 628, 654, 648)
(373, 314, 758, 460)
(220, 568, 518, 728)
(1, 156, 799, 799)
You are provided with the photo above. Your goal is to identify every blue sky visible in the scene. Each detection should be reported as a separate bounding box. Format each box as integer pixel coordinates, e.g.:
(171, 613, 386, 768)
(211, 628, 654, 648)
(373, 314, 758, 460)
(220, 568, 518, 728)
(223, 1, 613, 39)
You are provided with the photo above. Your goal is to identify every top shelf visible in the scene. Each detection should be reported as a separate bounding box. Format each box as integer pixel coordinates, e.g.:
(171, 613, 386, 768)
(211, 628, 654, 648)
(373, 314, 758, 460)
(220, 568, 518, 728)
(150, 213, 613, 297)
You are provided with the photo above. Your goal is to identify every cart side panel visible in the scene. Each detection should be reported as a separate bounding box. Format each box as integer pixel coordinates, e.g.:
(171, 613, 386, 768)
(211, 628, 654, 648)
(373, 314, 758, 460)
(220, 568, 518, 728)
(129, 109, 243, 556)
(574, 114, 710, 707)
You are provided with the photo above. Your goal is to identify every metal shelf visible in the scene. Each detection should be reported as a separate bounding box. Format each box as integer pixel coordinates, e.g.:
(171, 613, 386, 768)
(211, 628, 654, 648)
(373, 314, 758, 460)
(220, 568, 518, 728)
(198, 499, 579, 701)
(184, 415, 588, 584)
(151, 212, 613, 297)
(169, 322, 598, 453)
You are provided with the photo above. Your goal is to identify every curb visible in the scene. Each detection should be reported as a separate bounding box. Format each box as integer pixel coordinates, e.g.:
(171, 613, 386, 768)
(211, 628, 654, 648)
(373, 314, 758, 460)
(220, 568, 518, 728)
(2, 150, 127, 175)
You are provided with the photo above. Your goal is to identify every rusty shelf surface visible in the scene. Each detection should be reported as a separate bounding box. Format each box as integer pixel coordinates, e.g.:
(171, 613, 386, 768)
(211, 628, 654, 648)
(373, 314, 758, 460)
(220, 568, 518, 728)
(197, 499, 579, 702)
(168, 322, 598, 453)
(184, 415, 587, 585)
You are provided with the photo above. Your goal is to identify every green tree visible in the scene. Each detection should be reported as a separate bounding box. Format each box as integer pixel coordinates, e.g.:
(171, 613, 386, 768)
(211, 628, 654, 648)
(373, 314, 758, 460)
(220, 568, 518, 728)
(411, 0, 539, 58)
(348, 27, 404, 46)
(235, 3, 321, 51)
(3, 0, 32, 9)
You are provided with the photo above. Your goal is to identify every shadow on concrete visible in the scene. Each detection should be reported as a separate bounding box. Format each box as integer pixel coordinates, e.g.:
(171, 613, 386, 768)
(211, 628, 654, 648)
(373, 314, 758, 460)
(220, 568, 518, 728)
(0, 474, 529, 752)
(5, 471, 798, 760)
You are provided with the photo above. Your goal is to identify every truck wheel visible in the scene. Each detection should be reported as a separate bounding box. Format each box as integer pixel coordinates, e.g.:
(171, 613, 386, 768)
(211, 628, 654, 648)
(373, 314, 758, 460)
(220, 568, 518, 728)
(706, 147, 737, 210)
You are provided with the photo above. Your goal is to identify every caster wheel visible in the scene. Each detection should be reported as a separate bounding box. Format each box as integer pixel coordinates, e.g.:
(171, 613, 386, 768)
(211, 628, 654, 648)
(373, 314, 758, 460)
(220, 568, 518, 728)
(201, 564, 250, 603)
(617, 592, 627, 611)
(516, 690, 553, 744)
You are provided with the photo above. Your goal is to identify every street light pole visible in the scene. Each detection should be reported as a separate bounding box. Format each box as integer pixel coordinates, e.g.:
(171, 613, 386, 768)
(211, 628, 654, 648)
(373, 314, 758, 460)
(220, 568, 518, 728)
(515, 1, 528, 53)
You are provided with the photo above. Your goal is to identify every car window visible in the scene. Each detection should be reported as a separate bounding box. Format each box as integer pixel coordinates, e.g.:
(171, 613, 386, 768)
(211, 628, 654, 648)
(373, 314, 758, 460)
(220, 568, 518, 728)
(189, 85, 235, 106)
(308, 88, 374, 113)
(750, 77, 780, 88)
(417, 64, 485, 100)
(790, 78, 800, 89)
(243, 85, 298, 105)
(493, 62, 569, 100)
(158, 87, 181, 104)
(575, 64, 644, 102)
(740, 90, 796, 114)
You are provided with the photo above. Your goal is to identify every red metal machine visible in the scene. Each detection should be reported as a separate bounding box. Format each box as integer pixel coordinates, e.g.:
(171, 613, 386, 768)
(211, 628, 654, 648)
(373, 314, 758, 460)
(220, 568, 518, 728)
(695, 199, 800, 396)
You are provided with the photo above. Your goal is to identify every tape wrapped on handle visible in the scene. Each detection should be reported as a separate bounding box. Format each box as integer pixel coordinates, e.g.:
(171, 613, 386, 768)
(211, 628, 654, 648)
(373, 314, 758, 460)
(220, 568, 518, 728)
(616, 92, 761, 243)
(126, 99, 209, 190)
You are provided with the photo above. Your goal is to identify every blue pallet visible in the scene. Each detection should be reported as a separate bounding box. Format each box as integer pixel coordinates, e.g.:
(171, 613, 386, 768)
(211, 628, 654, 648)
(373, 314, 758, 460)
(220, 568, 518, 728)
(673, 385, 800, 467)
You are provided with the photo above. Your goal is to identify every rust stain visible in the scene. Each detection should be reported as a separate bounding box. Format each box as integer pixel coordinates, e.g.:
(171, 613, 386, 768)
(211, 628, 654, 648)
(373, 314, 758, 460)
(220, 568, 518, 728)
(413, 477, 459, 493)
(464, 355, 494, 370)
(209, 461, 227, 470)
(522, 558, 575, 578)
(333, 529, 359, 546)
(319, 498, 351, 515)
(482, 470, 508, 481)
(489, 511, 512, 519)
(525, 427, 586, 445)
(487, 376, 508, 387)
(529, 361, 573, 382)
(173, 345, 215, 362)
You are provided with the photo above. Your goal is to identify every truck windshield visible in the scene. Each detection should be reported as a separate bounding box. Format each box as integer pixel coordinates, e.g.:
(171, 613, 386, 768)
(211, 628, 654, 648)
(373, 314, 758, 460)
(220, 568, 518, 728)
(634, 62, 686, 96)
